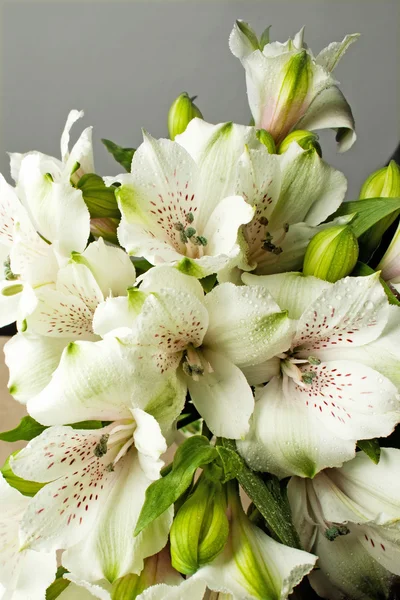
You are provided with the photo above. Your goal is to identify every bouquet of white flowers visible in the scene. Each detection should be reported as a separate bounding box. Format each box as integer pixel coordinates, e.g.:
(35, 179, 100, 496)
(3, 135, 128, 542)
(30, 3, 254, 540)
(1, 18, 400, 600)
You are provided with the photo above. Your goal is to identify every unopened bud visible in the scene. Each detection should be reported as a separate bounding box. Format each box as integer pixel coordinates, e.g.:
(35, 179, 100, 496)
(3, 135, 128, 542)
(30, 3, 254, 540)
(90, 218, 119, 245)
(256, 129, 276, 154)
(170, 476, 228, 575)
(303, 225, 359, 283)
(168, 93, 203, 141)
(77, 174, 120, 218)
(277, 130, 322, 157)
(359, 160, 400, 199)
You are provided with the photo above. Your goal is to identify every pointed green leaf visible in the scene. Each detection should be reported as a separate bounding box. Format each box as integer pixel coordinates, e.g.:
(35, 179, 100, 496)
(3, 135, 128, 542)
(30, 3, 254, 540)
(357, 439, 381, 464)
(46, 568, 70, 600)
(134, 435, 217, 536)
(102, 138, 135, 172)
(0, 416, 46, 442)
(259, 25, 272, 50)
(77, 173, 120, 218)
(1, 452, 46, 496)
(216, 439, 301, 549)
(332, 197, 400, 238)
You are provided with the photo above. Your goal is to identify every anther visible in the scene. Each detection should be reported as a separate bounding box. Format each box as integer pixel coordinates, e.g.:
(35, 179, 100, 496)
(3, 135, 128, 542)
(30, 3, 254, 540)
(94, 434, 109, 458)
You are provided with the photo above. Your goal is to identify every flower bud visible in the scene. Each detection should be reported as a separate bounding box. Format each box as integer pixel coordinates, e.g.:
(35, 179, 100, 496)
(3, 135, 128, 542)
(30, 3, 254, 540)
(168, 93, 203, 141)
(277, 130, 322, 157)
(303, 225, 359, 282)
(170, 475, 229, 575)
(256, 129, 276, 154)
(359, 160, 400, 199)
(77, 174, 120, 218)
(90, 217, 119, 245)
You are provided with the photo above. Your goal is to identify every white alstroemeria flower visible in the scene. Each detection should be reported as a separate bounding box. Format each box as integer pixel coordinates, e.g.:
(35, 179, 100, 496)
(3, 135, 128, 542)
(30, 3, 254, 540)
(58, 548, 207, 599)
(232, 140, 347, 277)
(10, 409, 172, 585)
(230, 22, 359, 151)
(10, 109, 94, 187)
(288, 448, 400, 600)
(238, 272, 400, 478)
(109, 122, 258, 279)
(4, 237, 136, 404)
(192, 482, 317, 600)
(26, 266, 294, 439)
(0, 473, 57, 600)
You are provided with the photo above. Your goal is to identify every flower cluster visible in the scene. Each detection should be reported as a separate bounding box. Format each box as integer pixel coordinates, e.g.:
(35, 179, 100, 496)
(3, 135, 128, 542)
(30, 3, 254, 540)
(1, 19, 400, 600)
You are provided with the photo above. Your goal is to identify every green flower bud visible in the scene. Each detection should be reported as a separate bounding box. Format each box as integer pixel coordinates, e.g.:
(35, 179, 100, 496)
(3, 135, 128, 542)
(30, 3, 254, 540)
(90, 217, 119, 245)
(77, 174, 120, 218)
(170, 475, 229, 575)
(256, 129, 276, 154)
(303, 225, 359, 283)
(277, 129, 322, 157)
(359, 160, 400, 199)
(168, 92, 203, 141)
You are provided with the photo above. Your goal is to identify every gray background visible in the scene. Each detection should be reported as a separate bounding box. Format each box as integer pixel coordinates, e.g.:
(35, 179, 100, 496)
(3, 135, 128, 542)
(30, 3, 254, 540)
(1, 0, 399, 200)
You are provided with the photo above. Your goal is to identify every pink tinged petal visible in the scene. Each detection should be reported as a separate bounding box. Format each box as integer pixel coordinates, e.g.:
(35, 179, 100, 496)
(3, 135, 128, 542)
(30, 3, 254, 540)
(11, 426, 121, 552)
(238, 376, 356, 478)
(289, 360, 400, 442)
(186, 349, 254, 439)
(294, 274, 389, 351)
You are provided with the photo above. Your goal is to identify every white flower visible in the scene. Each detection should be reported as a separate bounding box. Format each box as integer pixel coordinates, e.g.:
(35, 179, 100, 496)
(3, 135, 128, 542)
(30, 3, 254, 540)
(232, 139, 347, 277)
(0, 473, 57, 600)
(192, 481, 317, 600)
(0, 110, 92, 329)
(10, 409, 171, 585)
(287, 448, 400, 600)
(27, 266, 295, 439)
(238, 272, 400, 477)
(378, 221, 400, 293)
(109, 122, 257, 279)
(230, 22, 359, 151)
(4, 237, 136, 404)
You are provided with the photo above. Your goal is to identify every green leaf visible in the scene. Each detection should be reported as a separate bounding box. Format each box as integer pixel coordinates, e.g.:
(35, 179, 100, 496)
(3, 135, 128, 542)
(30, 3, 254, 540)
(0, 416, 46, 442)
(332, 197, 400, 239)
(200, 273, 217, 293)
(77, 173, 120, 218)
(352, 262, 400, 307)
(259, 25, 272, 50)
(357, 439, 381, 464)
(1, 452, 45, 496)
(134, 435, 217, 536)
(46, 567, 70, 600)
(0, 416, 105, 442)
(102, 138, 135, 172)
(216, 439, 301, 549)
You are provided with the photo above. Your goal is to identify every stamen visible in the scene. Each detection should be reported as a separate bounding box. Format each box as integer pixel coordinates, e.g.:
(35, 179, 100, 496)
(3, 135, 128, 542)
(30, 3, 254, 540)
(94, 434, 109, 457)
(259, 216, 269, 226)
(186, 212, 194, 223)
(308, 356, 321, 366)
(193, 235, 208, 246)
(324, 524, 350, 541)
(174, 222, 185, 232)
(112, 437, 135, 466)
(3, 257, 18, 281)
(185, 227, 196, 238)
(301, 371, 317, 385)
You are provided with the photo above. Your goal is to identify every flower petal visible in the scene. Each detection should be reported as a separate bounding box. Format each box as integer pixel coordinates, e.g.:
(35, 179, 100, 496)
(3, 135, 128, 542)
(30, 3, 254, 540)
(138, 578, 207, 600)
(294, 274, 389, 351)
(203, 282, 295, 367)
(186, 349, 254, 439)
(295, 84, 356, 152)
(242, 271, 331, 319)
(238, 377, 356, 478)
(203, 195, 254, 259)
(315, 33, 360, 73)
(0, 174, 25, 248)
(138, 265, 204, 302)
(269, 142, 347, 229)
(4, 332, 67, 403)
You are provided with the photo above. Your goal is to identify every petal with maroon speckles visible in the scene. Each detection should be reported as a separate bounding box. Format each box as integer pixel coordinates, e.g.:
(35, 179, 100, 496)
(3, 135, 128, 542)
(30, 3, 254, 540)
(0, 173, 27, 249)
(294, 274, 389, 351)
(238, 376, 356, 478)
(289, 360, 400, 442)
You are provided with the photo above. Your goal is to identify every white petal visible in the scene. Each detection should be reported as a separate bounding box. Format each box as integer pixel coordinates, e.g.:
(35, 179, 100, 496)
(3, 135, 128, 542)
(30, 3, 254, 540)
(65, 126, 94, 178)
(79, 237, 136, 297)
(4, 332, 67, 403)
(203, 282, 295, 367)
(92, 296, 138, 338)
(286, 477, 318, 552)
(238, 377, 356, 478)
(242, 271, 331, 319)
(138, 265, 204, 302)
(62, 452, 172, 583)
(228, 20, 259, 61)
(0, 174, 25, 248)
(294, 274, 389, 351)
(0, 281, 25, 328)
(58, 582, 108, 600)
(186, 349, 254, 439)
(138, 578, 207, 600)
(203, 195, 254, 258)
(269, 142, 347, 229)
(359, 523, 400, 576)
(295, 85, 356, 152)
(117, 218, 183, 265)
(132, 408, 167, 480)
(316, 33, 360, 72)
(17, 154, 90, 255)
(60, 109, 85, 162)
(241, 357, 281, 385)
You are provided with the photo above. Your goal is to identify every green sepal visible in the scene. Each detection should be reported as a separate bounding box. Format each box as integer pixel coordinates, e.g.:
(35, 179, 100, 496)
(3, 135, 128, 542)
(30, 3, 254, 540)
(176, 257, 205, 278)
(134, 435, 217, 536)
(256, 129, 276, 154)
(46, 567, 70, 600)
(200, 273, 217, 293)
(102, 138, 136, 172)
(259, 25, 272, 50)
(352, 262, 400, 307)
(0, 416, 105, 443)
(131, 257, 153, 276)
(77, 173, 120, 218)
(216, 439, 301, 549)
(357, 439, 381, 465)
(236, 20, 260, 51)
(1, 452, 45, 497)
